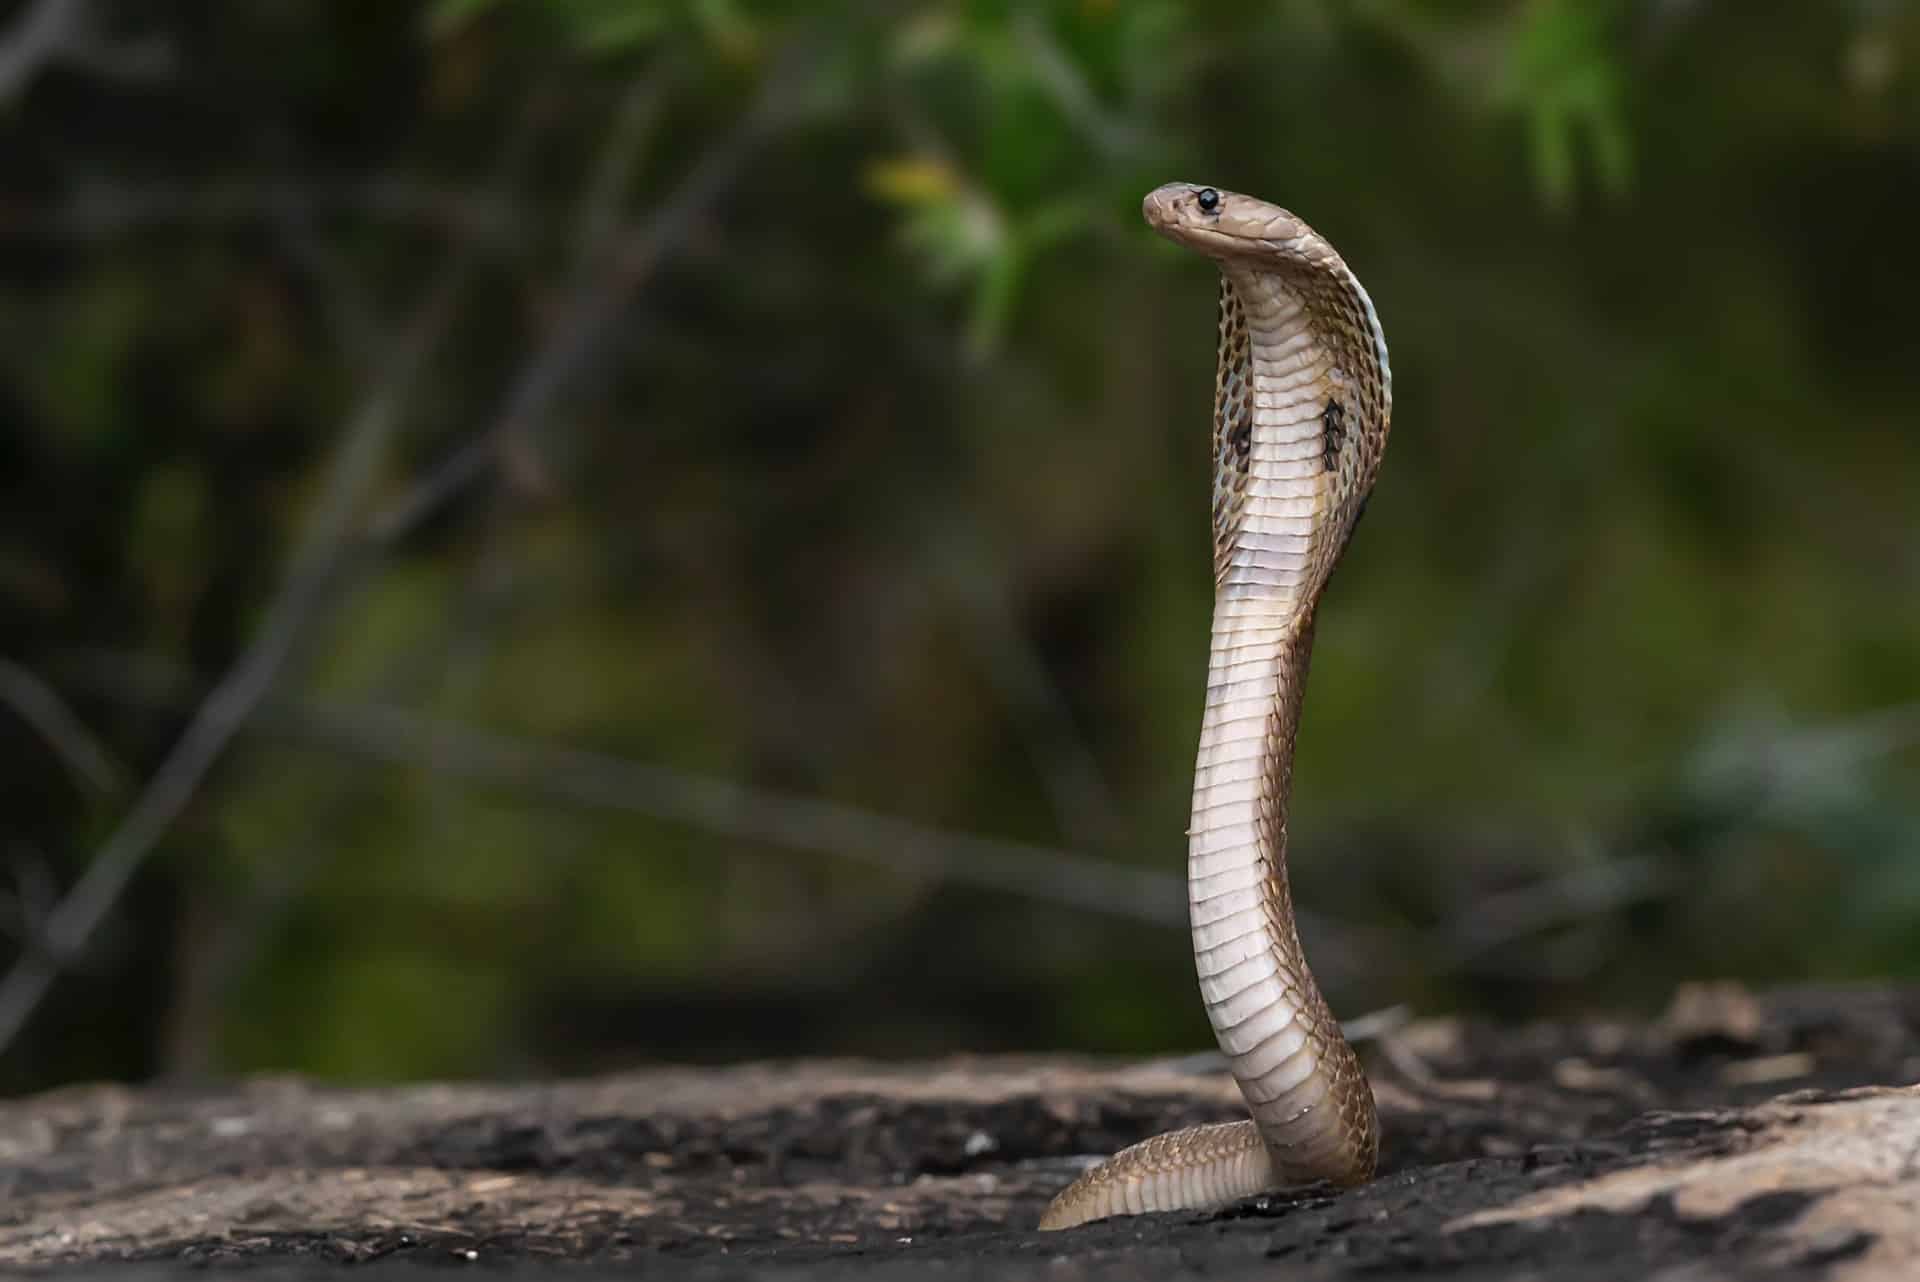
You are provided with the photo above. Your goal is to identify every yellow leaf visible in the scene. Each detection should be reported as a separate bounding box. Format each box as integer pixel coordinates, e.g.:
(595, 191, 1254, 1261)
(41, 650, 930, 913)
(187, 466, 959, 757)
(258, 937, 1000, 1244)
(863, 156, 960, 206)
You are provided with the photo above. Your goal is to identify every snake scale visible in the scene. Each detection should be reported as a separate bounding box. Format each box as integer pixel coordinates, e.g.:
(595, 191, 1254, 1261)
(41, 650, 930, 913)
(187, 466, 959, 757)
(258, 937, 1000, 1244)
(1039, 184, 1392, 1230)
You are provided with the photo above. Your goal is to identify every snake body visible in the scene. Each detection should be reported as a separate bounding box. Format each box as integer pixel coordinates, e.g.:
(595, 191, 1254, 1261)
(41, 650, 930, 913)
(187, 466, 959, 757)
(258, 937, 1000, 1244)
(1038, 184, 1391, 1230)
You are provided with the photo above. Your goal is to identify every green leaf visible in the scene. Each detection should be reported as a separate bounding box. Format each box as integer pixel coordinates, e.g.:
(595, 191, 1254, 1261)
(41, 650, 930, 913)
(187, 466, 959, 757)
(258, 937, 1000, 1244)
(425, 0, 507, 37)
(571, 2, 675, 53)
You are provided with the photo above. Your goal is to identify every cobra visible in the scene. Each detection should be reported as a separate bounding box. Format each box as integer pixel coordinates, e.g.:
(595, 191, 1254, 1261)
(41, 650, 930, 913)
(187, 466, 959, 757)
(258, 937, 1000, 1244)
(1040, 184, 1391, 1230)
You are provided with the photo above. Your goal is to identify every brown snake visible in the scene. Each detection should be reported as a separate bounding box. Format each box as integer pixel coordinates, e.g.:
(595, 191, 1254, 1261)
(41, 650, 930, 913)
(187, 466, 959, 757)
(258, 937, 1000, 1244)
(1039, 184, 1391, 1230)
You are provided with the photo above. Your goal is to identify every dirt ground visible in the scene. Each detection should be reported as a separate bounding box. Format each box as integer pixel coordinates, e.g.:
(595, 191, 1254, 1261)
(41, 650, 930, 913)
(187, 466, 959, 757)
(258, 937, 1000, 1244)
(3, 982, 1918, 1280)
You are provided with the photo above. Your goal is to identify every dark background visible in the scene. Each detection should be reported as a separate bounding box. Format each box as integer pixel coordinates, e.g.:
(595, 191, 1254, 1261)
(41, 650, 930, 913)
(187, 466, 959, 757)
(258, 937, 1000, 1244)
(0, 0, 1915, 1094)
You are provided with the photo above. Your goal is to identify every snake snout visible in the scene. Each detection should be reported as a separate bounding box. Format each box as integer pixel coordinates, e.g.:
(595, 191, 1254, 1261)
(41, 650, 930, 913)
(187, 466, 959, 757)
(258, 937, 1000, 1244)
(1142, 182, 1210, 232)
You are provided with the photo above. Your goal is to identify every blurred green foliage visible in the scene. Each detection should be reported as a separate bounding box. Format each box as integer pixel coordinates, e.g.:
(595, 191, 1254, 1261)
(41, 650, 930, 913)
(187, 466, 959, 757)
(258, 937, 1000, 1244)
(0, 0, 1916, 1091)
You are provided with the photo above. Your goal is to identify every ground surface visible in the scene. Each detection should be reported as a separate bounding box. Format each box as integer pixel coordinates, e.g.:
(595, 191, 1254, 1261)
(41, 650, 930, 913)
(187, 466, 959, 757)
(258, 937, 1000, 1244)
(3, 983, 1919, 1280)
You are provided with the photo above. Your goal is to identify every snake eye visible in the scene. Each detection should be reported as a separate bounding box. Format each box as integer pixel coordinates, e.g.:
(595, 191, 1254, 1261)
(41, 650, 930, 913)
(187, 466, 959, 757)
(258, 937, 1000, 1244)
(1195, 187, 1220, 213)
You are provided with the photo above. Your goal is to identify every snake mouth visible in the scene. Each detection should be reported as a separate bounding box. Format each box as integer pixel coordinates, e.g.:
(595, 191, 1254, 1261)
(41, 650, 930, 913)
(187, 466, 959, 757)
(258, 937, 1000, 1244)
(1143, 183, 1308, 263)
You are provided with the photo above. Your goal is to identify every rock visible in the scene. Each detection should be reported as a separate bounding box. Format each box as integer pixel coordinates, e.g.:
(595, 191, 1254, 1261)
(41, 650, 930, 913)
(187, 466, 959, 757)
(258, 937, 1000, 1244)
(1, 983, 1917, 1279)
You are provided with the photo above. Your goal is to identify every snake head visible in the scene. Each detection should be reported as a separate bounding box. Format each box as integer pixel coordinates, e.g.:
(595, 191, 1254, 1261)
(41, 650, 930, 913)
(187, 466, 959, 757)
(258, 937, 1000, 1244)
(1142, 183, 1313, 264)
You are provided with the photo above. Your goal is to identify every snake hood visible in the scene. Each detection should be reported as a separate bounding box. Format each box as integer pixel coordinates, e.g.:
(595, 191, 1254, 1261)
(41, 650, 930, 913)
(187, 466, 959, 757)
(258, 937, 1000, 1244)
(1145, 182, 1392, 422)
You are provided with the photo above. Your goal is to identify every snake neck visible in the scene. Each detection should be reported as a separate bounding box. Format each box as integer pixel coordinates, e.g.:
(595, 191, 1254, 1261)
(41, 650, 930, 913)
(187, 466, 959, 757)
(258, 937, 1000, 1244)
(1187, 264, 1379, 1185)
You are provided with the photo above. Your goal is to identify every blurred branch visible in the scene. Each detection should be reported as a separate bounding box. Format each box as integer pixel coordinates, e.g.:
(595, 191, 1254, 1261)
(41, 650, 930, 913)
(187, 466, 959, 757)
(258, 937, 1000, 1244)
(929, 523, 1123, 852)
(0, 657, 123, 798)
(0, 99, 541, 1056)
(1438, 849, 1671, 967)
(0, 0, 169, 104)
(1011, 11, 1134, 156)
(64, 644, 1715, 991)
(159, 546, 536, 1078)
(362, 429, 499, 545)
(270, 187, 387, 378)
(0, 845, 58, 956)
(55, 649, 1425, 990)
(140, 50, 804, 1068)
(301, 706, 1189, 925)
(1426, 696, 1920, 975)
(572, 74, 669, 264)
(376, 68, 678, 934)
(0, 275, 468, 1050)
(62, 652, 1195, 932)
(365, 45, 811, 546)
(0, 0, 77, 102)
(3, 178, 529, 246)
